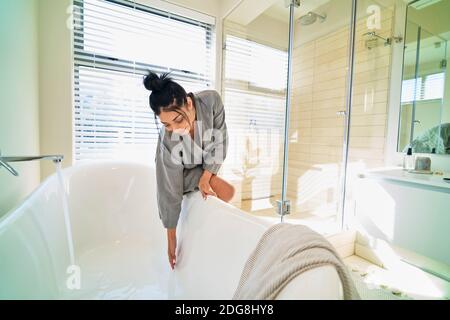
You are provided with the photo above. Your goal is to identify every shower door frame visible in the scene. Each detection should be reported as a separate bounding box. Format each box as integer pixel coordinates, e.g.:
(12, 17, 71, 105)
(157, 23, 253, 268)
(279, 0, 359, 231)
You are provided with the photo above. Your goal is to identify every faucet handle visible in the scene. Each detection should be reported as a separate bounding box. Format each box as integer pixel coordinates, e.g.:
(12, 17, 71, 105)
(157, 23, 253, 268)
(0, 151, 19, 176)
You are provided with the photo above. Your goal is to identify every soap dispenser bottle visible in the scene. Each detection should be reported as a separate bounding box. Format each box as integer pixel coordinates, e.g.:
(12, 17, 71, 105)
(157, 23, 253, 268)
(403, 147, 414, 171)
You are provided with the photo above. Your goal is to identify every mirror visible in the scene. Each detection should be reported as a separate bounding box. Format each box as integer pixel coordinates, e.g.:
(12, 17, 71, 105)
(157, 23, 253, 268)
(398, 0, 450, 154)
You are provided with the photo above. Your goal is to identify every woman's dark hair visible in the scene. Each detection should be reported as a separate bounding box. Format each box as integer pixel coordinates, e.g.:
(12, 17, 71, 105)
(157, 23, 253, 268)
(143, 71, 190, 124)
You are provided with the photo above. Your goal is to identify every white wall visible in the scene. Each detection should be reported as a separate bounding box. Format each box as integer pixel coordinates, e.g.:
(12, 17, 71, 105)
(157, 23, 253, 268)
(0, 0, 41, 218)
(246, 13, 289, 49)
(38, 0, 73, 180)
(220, 0, 244, 18)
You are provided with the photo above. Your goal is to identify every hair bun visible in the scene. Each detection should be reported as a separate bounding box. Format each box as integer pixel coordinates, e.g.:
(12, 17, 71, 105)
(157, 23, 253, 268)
(143, 71, 171, 92)
(143, 71, 162, 91)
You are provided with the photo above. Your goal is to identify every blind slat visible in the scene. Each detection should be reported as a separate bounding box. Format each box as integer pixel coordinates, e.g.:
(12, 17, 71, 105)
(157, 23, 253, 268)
(73, 0, 214, 162)
(401, 72, 445, 103)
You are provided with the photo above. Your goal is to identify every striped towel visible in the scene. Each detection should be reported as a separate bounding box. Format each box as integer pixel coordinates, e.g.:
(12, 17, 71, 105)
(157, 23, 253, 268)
(232, 223, 360, 300)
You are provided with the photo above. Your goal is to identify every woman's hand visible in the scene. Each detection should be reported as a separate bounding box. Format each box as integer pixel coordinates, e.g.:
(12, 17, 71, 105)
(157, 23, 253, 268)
(198, 170, 217, 200)
(167, 228, 177, 270)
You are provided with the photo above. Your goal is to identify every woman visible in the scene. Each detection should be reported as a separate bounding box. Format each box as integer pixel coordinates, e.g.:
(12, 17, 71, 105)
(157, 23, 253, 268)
(143, 71, 235, 270)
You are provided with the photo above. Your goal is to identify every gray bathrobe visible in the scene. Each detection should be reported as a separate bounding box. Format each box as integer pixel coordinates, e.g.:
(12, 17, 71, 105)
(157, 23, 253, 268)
(155, 90, 228, 229)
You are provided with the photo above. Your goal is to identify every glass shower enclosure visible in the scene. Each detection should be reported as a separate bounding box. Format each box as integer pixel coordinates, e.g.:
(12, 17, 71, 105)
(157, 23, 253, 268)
(221, 0, 396, 235)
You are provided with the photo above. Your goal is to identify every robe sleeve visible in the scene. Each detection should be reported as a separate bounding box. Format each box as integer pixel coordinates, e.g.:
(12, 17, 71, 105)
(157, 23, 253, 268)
(202, 91, 228, 175)
(155, 136, 184, 229)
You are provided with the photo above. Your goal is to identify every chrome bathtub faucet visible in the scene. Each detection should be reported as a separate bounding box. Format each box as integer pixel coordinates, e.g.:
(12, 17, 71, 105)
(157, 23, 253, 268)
(0, 149, 64, 177)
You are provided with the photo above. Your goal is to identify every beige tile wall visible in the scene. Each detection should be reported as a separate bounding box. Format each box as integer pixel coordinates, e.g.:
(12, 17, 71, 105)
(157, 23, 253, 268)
(287, 9, 394, 215)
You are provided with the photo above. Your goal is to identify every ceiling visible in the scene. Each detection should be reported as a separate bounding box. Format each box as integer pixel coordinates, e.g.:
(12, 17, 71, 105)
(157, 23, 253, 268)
(226, 0, 331, 26)
(263, 0, 331, 23)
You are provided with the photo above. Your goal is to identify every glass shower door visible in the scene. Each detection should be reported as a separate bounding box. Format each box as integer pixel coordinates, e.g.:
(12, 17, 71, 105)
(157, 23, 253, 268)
(281, 0, 355, 235)
(343, 0, 397, 228)
(221, 0, 290, 221)
(221, 0, 390, 236)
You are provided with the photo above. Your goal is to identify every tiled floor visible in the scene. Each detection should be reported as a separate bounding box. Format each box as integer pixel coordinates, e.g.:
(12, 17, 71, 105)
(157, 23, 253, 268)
(238, 198, 448, 300)
(343, 255, 411, 300)
(343, 255, 448, 300)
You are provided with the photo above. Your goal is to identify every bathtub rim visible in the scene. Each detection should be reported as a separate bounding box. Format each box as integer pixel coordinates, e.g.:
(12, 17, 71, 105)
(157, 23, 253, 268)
(0, 160, 159, 229)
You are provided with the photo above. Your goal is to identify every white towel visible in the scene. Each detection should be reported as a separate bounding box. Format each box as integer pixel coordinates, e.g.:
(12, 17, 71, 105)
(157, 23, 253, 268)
(232, 223, 360, 300)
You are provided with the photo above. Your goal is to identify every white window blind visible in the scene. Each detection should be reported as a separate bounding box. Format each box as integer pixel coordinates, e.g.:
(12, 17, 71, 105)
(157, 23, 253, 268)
(225, 35, 288, 91)
(401, 77, 422, 103)
(401, 72, 445, 103)
(222, 34, 288, 200)
(423, 72, 445, 100)
(73, 0, 214, 162)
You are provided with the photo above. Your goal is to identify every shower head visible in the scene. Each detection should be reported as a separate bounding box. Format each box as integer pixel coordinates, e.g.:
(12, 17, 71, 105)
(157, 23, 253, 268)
(298, 11, 327, 26)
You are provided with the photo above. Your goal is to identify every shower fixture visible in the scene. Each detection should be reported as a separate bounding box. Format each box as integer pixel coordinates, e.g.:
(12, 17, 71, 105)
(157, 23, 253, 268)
(298, 11, 327, 26)
(363, 31, 403, 49)
(0, 149, 64, 177)
(284, 0, 301, 7)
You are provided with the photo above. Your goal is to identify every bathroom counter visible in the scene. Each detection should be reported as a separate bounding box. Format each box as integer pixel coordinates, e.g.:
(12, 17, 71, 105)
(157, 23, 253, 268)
(354, 166, 450, 266)
(357, 167, 450, 192)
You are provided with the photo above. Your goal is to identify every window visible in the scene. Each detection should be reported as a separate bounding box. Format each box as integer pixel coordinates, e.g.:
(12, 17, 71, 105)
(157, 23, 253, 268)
(225, 35, 288, 91)
(423, 73, 445, 100)
(401, 72, 445, 103)
(73, 0, 214, 162)
(401, 77, 422, 103)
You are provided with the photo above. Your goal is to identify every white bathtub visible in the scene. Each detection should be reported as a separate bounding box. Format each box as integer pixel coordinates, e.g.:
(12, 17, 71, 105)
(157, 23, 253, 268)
(0, 161, 343, 299)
